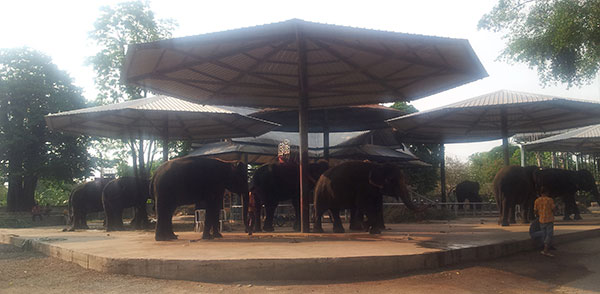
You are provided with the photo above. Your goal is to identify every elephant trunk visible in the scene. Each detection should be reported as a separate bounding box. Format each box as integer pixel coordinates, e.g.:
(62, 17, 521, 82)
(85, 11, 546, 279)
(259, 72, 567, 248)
(395, 185, 418, 211)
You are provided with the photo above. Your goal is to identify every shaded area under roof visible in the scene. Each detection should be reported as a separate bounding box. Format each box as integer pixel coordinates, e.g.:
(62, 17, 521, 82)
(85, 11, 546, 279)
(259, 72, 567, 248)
(250, 105, 407, 132)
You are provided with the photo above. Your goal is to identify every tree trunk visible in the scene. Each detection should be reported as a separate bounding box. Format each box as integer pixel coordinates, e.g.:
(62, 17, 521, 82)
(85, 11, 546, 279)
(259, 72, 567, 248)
(20, 174, 38, 210)
(6, 174, 22, 212)
(6, 153, 24, 212)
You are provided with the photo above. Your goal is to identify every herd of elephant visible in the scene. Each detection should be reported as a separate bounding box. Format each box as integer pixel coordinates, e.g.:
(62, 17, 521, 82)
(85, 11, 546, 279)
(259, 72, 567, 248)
(68, 156, 600, 242)
(68, 157, 418, 241)
(493, 165, 600, 226)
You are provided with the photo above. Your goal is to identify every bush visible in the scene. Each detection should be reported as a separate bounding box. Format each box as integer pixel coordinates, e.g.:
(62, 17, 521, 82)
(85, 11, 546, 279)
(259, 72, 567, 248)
(35, 179, 76, 206)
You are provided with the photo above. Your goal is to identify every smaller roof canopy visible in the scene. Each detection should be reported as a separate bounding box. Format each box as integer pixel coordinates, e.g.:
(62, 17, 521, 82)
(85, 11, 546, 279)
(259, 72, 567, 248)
(523, 124, 600, 153)
(45, 95, 278, 140)
(189, 131, 425, 165)
(386, 90, 600, 143)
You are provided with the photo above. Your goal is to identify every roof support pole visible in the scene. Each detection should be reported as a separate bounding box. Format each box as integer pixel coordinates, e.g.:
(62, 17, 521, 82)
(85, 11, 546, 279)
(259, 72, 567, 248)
(296, 25, 311, 233)
(501, 108, 510, 166)
(163, 121, 169, 162)
(440, 144, 446, 203)
(323, 110, 330, 160)
(519, 144, 525, 167)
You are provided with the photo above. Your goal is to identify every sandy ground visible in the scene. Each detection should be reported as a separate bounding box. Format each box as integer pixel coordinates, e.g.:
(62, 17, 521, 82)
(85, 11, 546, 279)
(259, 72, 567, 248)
(1, 236, 599, 294)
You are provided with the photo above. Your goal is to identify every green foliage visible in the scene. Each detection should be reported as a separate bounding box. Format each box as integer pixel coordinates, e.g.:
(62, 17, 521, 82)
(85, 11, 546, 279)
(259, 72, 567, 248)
(34, 179, 76, 206)
(88, 0, 176, 104)
(86, 1, 177, 181)
(479, 0, 600, 86)
(0, 184, 6, 206)
(0, 47, 91, 210)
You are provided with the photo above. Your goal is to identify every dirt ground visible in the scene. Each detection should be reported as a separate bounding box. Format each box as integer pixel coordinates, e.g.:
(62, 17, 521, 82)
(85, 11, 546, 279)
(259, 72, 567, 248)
(1, 237, 599, 294)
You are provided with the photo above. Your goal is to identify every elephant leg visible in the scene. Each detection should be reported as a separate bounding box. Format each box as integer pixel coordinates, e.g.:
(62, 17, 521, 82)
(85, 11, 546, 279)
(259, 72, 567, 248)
(292, 198, 301, 232)
(349, 209, 364, 231)
(263, 204, 276, 232)
(509, 202, 517, 224)
(376, 195, 385, 230)
(202, 205, 217, 240)
(365, 204, 381, 235)
(132, 204, 149, 229)
(501, 197, 510, 226)
(209, 200, 223, 239)
(313, 209, 325, 233)
(78, 212, 89, 229)
(253, 199, 263, 232)
(331, 208, 345, 233)
(155, 200, 177, 241)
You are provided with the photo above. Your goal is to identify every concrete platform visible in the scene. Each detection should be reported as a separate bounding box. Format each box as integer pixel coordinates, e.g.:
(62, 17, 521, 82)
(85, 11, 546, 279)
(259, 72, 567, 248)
(1, 216, 600, 282)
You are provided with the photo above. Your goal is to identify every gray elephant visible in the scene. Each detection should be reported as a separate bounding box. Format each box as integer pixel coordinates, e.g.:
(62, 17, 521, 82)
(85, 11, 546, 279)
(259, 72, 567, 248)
(102, 177, 151, 231)
(533, 168, 600, 220)
(68, 178, 112, 229)
(313, 161, 418, 234)
(454, 180, 482, 210)
(493, 165, 539, 226)
(249, 160, 329, 232)
(151, 157, 248, 241)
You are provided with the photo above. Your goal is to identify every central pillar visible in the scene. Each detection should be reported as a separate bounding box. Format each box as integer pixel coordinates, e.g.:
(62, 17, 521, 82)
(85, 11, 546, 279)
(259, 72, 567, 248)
(296, 24, 310, 233)
(501, 108, 510, 166)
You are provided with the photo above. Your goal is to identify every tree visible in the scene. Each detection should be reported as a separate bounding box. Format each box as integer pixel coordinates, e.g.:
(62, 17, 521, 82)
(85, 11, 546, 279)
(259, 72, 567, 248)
(0, 48, 90, 211)
(479, 0, 600, 86)
(445, 155, 471, 197)
(88, 0, 176, 180)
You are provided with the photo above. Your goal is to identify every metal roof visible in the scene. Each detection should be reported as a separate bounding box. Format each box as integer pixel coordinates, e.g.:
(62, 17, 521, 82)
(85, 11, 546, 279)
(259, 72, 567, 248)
(386, 90, 600, 143)
(189, 130, 426, 165)
(45, 95, 278, 140)
(523, 124, 600, 152)
(122, 19, 488, 108)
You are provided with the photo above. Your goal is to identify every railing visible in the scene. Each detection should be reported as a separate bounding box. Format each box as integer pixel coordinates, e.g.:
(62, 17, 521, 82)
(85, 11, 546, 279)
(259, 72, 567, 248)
(433, 202, 499, 217)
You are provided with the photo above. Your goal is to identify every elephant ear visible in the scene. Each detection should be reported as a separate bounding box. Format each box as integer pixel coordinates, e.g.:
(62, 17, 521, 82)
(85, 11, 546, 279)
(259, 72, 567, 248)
(368, 166, 386, 189)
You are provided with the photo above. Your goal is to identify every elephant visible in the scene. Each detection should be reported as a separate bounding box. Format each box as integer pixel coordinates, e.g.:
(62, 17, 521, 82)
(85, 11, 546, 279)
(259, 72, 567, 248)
(248, 160, 329, 232)
(151, 157, 248, 241)
(102, 177, 151, 231)
(454, 180, 482, 210)
(313, 161, 418, 234)
(68, 178, 112, 229)
(493, 165, 539, 226)
(533, 168, 600, 220)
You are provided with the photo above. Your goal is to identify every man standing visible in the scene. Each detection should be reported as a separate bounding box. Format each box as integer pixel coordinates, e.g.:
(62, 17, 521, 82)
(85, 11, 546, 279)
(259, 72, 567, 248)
(534, 189, 556, 257)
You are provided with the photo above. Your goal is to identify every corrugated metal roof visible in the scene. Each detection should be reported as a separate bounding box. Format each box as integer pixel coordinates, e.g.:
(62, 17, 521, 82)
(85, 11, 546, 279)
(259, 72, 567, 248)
(122, 19, 488, 108)
(386, 90, 600, 143)
(524, 124, 600, 152)
(47, 95, 243, 116)
(44, 95, 278, 140)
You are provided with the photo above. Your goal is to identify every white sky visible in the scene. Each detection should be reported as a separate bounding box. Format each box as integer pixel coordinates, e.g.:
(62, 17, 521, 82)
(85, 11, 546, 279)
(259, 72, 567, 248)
(2, 0, 599, 161)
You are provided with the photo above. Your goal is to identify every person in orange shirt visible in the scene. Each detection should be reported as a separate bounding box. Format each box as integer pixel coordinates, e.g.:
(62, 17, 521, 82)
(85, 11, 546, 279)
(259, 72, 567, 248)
(533, 188, 556, 257)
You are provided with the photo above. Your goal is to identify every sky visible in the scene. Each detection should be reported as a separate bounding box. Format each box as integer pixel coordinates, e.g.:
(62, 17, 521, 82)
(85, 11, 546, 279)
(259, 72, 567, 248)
(2, 0, 599, 162)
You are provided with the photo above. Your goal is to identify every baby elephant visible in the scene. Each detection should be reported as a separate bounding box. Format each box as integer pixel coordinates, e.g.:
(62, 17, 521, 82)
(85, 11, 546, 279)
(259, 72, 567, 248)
(313, 161, 417, 234)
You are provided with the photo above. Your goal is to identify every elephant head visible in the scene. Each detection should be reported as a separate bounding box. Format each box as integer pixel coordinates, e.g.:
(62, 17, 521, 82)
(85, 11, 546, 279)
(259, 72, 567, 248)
(226, 161, 249, 195)
(575, 170, 600, 201)
(309, 160, 330, 183)
(368, 163, 416, 210)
